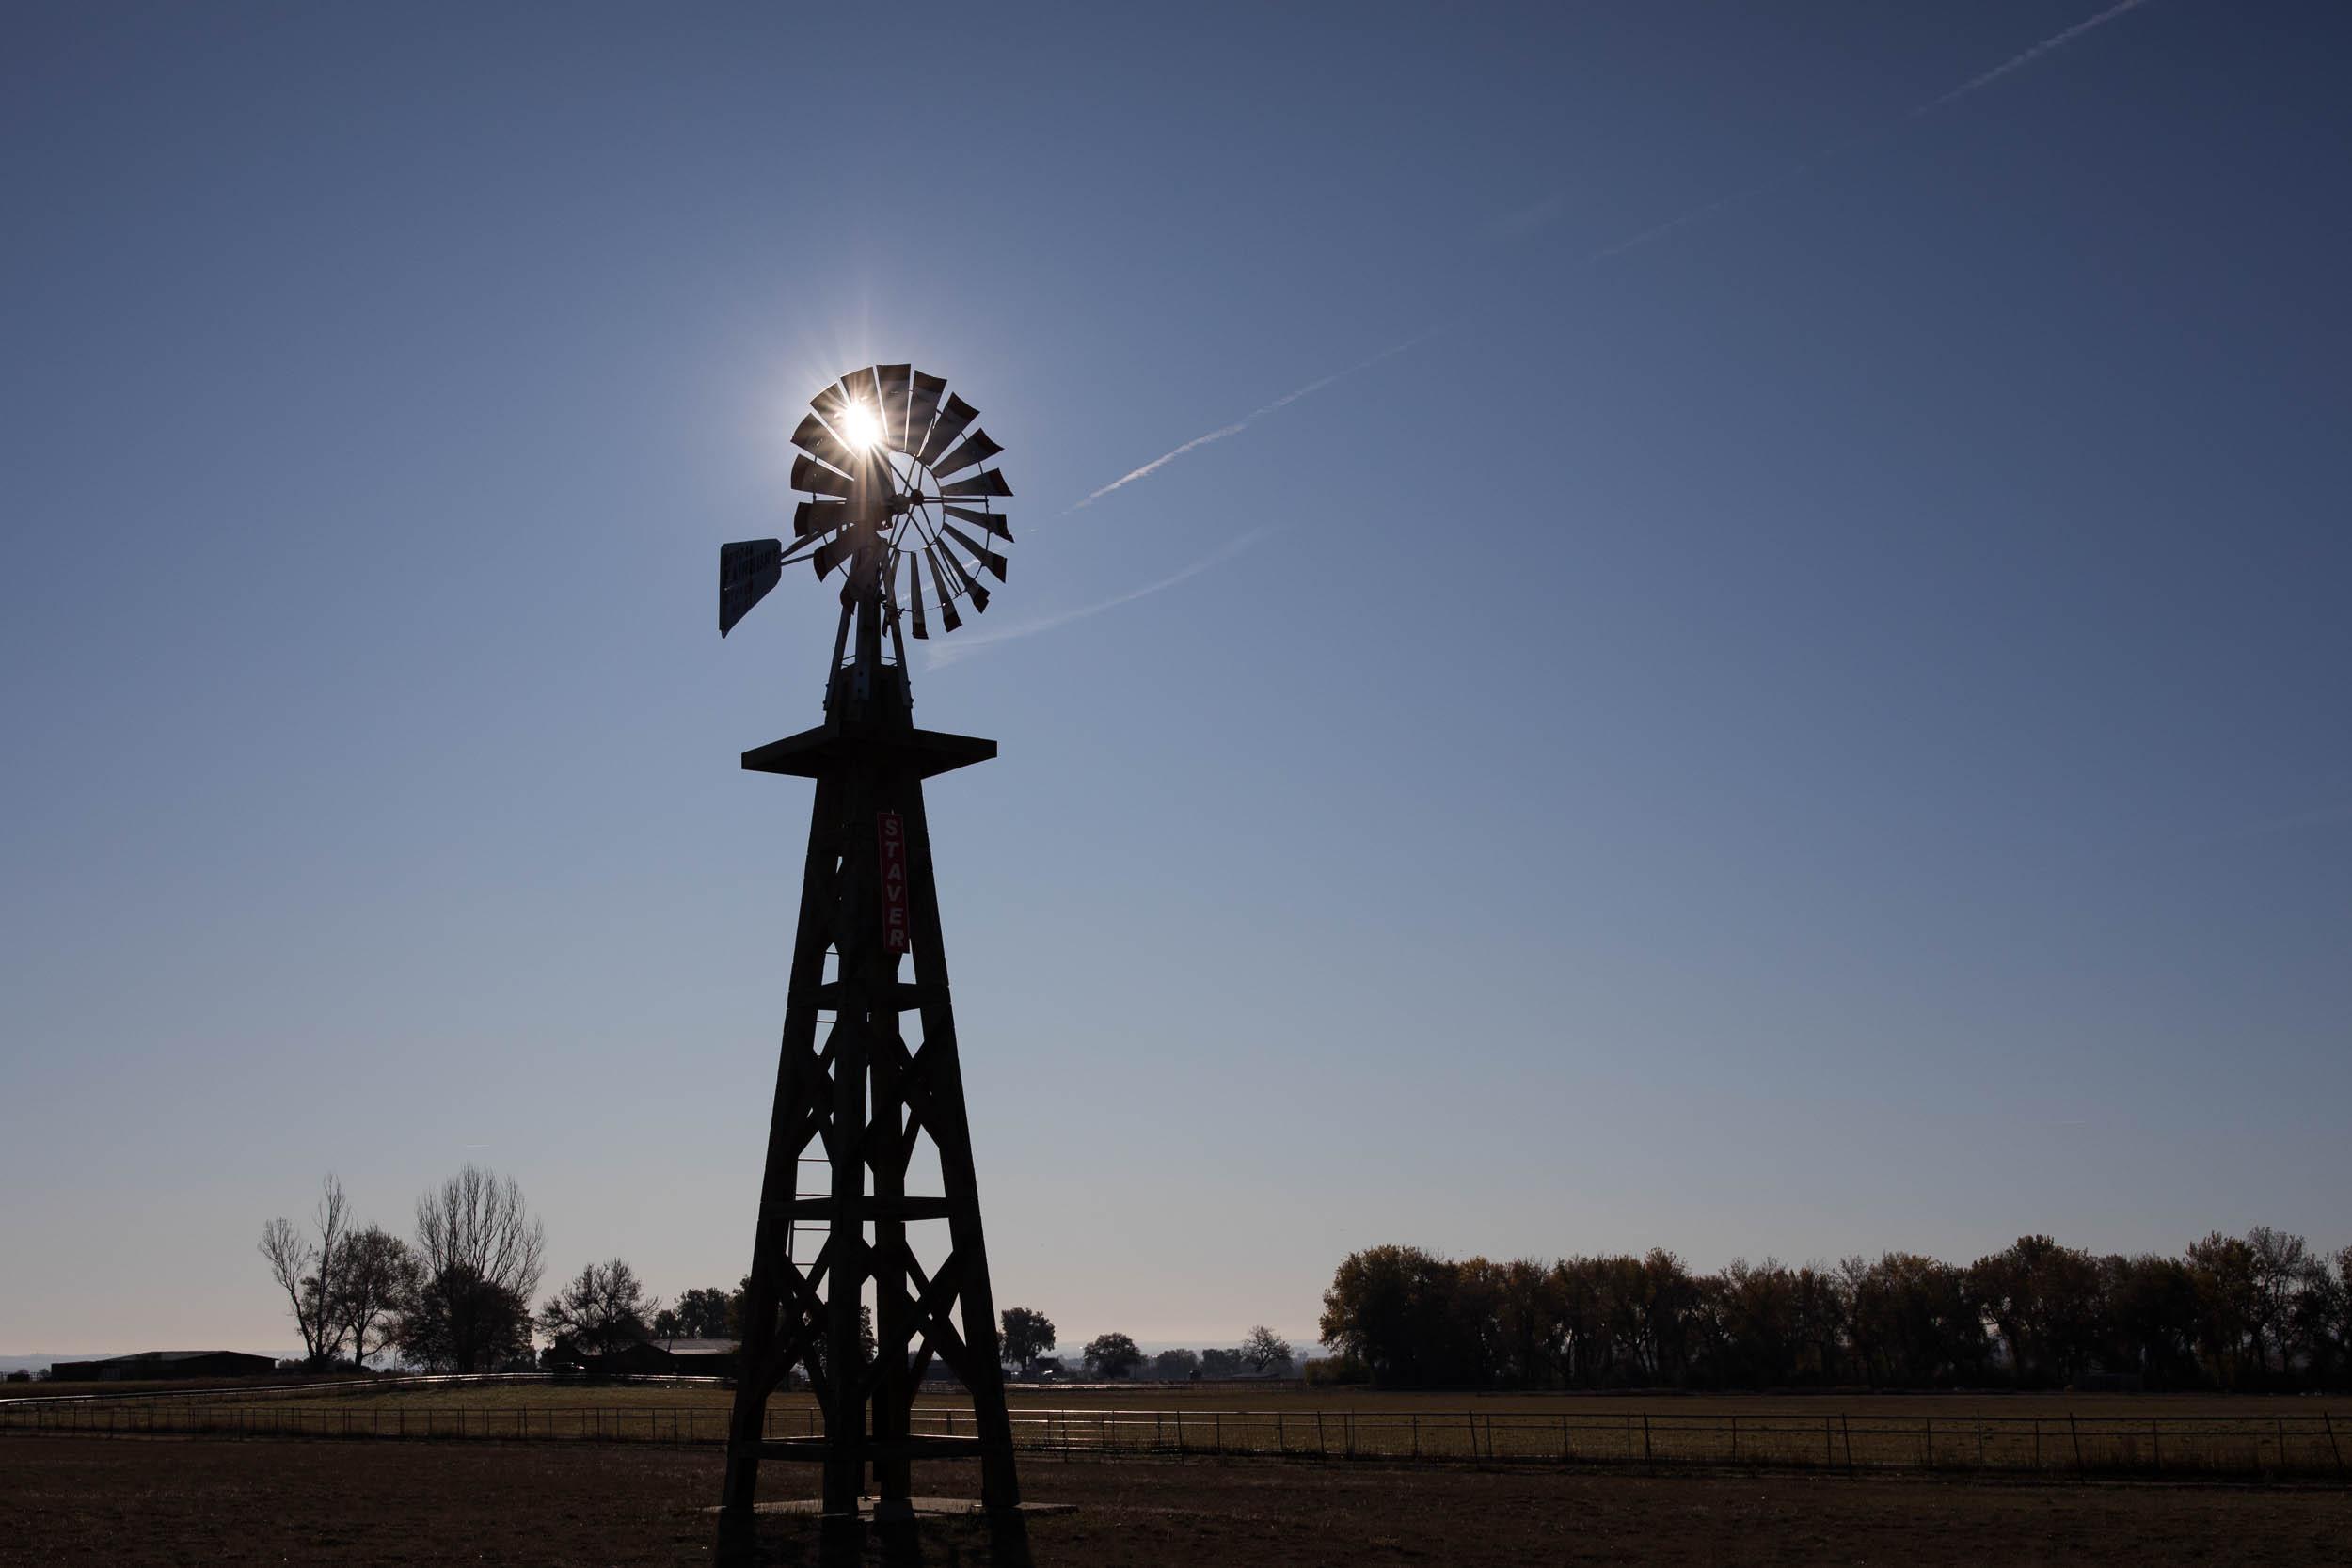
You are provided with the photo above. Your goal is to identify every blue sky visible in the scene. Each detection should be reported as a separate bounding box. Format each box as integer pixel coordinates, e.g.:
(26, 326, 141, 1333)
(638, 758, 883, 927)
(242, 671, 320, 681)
(4, 1, 2347, 1359)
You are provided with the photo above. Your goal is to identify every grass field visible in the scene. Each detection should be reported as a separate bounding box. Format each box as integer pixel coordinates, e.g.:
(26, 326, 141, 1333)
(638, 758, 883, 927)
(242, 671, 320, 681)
(8, 1433, 2349, 1566)
(8, 1378, 2347, 1480)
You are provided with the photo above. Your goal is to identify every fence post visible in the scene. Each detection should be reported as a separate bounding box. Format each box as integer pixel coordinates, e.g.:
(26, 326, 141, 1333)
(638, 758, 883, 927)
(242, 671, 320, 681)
(2276, 1418, 2286, 1478)
(1563, 1412, 1571, 1465)
(1730, 1414, 1738, 1465)
(1824, 1416, 1833, 1470)
(1346, 1409, 1356, 1460)
(1277, 1412, 1284, 1456)
(1317, 1410, 1327, 1460)
(1215, 1411, 1222, 1456)
(1642, 1412, 1653, 1472)
(1410, 1413, 1419, 1461)
(1841, 1413, 1852, 1472)
(2032, 1418, 2041, 1473)
(2152, 1419, 2160, 1475)
(1923, 1416, 1932, 1469)
(2326, 1412, 2344, 1481)
(2070, 1413, 2083, 1474)
(1976, 1417, 1985, 1469)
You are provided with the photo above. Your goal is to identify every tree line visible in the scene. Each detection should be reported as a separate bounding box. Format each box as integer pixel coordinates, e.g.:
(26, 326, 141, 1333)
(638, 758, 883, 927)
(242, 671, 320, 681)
(999, 1312, 1294, 1380)
(1316, 1230, 2352, 1391)
(262, 1173, 1296, 1384)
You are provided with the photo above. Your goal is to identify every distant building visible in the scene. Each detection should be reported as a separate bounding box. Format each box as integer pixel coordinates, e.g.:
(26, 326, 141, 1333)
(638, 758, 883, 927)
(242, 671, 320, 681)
(47, 1350, 278, 1383)
(580, 1338, 739, 1378)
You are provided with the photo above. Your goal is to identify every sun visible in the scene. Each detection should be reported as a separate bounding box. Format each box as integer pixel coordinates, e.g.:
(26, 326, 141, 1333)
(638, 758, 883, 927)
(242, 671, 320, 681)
(835, 400, 884, 451)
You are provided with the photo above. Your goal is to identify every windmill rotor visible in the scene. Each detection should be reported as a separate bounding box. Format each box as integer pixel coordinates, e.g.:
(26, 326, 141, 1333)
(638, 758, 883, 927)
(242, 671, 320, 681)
(721, 365, 1012, 642)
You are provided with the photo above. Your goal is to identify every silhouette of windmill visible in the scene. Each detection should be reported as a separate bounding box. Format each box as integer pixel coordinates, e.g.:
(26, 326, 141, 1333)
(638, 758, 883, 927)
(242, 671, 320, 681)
(715, 364, 1021, 1519)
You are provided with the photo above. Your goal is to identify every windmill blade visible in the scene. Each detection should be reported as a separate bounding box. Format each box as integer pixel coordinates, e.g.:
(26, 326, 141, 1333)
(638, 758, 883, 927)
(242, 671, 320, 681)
(719, 538, 784, 636)
(811, 373, 864, 424)
(874, 364, 913, 447)
(902, 372, 946, 455)
(938, 468, 1012, 499)
(915, 393, 978, 468)
(930, 428, 1003, 479)
(944, 505, 1014, 543)
(938, 539, 990, 612)
(813, 527, 863, 579)
(941, 523, 1008, 582)
(793, 499, 847, 539)
(790, 411, 856, 474)
(905, 549, 929, 640)
(791, 454, 855, 499)
(925, 546, 962, 633)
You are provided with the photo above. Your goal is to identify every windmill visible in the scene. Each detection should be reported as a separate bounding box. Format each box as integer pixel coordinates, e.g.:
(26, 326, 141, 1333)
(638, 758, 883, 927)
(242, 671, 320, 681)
(716, 365, 1023, 1519)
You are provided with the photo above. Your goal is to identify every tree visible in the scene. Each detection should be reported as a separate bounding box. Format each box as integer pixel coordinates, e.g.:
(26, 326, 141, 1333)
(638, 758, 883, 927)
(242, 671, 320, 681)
(2186, 1232, 2259, 1388)
(397, 1165, 546, 1373)
(396, 1265, 532, 1373)
(2244, 1227, 2317, 1380)
(2099, 1253, 2200, 1388)
(1968, 1236, 2103, 1387)
(333, 1227, 418, 1372)
(1241, 1325, 1294, 1376)
(799, 1304, 876, 1387)
(999, 1307, 1056, 1375)
(1148, 1347, 1199, 1380)
(258, 1175, 351, 1369)
(1843, 1253, 1987, 1387)
(538, 1259, 659, 1357)
(1083, 1332, 1142, 1379)
(1198, 1347, 1246, 1378)
(412, 1164, 544, 1300)
(671, 1286, 736, 1340)
(1319, 1245, 1462, 1386)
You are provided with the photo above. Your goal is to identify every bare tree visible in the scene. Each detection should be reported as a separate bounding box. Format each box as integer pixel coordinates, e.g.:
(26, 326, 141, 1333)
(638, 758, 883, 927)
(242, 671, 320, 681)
(258, 1175, 350, 1368)
(397, 1164, 547, 1373)
(412, 1164, 545, 1300)
(1241, 1325, 1295, 1375)
(335, 1227, 418, 1371)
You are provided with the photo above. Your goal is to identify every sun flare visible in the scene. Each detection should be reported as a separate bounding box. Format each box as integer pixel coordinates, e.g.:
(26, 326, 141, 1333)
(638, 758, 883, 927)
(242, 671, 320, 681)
(836, 400, 884, 451)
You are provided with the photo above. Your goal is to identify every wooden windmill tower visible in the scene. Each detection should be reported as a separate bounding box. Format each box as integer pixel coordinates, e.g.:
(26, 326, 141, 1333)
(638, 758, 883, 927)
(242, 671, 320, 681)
(714, 365, 1021, 1518)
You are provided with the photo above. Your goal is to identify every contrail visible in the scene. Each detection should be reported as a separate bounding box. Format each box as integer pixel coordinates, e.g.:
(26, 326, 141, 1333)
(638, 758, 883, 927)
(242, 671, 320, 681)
(1598, 0, 2159, 261)
(1912, 0, 2155, 119)
(926, 529, 1272, 668)
(1061, 336, 1429, 515)
(1027, 0, 2158, 647)
(1067, 0, 2162, 508)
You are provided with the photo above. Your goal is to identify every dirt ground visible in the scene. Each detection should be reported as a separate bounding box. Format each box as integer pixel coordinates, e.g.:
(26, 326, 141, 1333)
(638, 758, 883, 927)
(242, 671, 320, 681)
(5, 1435, 2347, 1566)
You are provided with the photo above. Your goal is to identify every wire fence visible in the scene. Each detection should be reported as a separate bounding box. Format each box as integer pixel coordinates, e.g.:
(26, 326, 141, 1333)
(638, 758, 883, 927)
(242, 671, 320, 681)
(6, 1399, 2347, 1482)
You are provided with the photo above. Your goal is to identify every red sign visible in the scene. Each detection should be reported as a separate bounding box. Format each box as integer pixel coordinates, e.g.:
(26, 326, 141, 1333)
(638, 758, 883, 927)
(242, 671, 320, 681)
(877, 811, 910, 954)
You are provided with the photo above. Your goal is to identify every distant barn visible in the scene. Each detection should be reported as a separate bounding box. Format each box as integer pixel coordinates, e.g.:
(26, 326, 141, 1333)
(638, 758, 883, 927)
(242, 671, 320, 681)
(581, 1338, 739, 1378)
(47, 1350, 278, 1382)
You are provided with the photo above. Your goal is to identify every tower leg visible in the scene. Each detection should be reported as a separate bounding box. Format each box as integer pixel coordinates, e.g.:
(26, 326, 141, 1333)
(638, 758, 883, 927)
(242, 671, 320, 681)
(898, 784, 1023, 1509)
(723, 776, 843, 1513)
